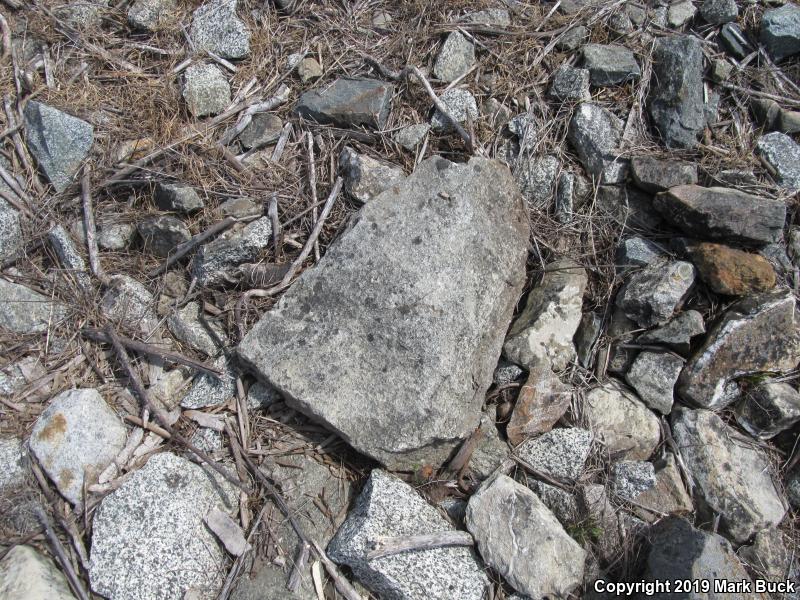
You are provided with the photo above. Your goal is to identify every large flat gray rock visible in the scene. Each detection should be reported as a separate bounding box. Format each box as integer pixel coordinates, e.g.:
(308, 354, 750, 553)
(237, 157, 528, 469)
(0, 545, 76, 600)
(23, 101, 93, 193)
(0, 278, 66, 334)
(672, 408, 787, 543)
(327, 469, 489, 600)
(677, 290, 800, 409)
(295, 78, 393, 129)
(89, 452, 237, 600)
(466, 474, 585, 599)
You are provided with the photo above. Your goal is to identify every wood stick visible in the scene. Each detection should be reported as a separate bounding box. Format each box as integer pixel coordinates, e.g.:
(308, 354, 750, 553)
(306, 132, 320, 261)
(218, 84, 291, 146)
(104, 326, 251, 495)
(3, 96, 42, 196)
(82, 327, 222, 377)
(35, 507, 90, 600)
(80, 166, 105, 283)
(0, 13, 10, 62)
(311, 541, 364, 600)
(287, 541, 311, 592)
(366, 531, 475, 560)
(268, 191, 282, 261)
(124, 415, 171, 438)
(719, 82, 800, 107)
(147, 216, 237, 277)
(271, 122, 293, 163)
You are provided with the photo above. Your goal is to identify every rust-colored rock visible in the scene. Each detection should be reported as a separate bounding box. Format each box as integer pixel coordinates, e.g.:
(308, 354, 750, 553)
(688, 242, 776, 295)
(506, 369, 572, 445)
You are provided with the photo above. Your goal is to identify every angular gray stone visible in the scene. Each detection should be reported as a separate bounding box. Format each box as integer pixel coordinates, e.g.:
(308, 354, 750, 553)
(98, 222, 136, 251)
(503, 259, 587, 371)
(247, 380, 279, 411)
(29, 388, 126, 505)
(625, 351, 684, 414)
(393, 123, 430, 150)
(89, 452, 237, 600)
(466, 474, 585, 599)
(637, 310, 705, 355)
(493, 360, 524, 386)
(339, 147, 405, 204)
(0, 545, 77, 600)
(190, 216, 271, 287)
(554, 171, 575, 223)
(515, 428, 593, 480)
(327, 469, 488, 600)
(527, 479, 579, 525)
(735, 381, 800, 440)
(237, 157, 528, 469)
(555, 25, 587, 51)
(581, 44, 641, 86)
(648, 36, 705, 149)
(548, 65, 590, 101)
(507, 371, 572, 445)
(180, 358, 236, 409)
(138, 215, 191, 257)
(0, 436, 26, 492)
(630, 156, 698, 193)
(576, 484, 628, 563)
(296, 58, 322, 83)
(183, 63, 231, 118)
(514, 154, 560, 208)
(431, 88, 479, 133)
(610, 460, 656, 501)
(739, 529, 800, 589)
(463, 9, 511, 26)
(0, 278, 66, 334)
(215, 196, 261, 220)
(168, 301, 228, 356)
(48, 224, 90, 289)
(24, 101, 93, 193)
(756, 131, 800, 192)
(469, 414, 510, 480)
(190, 0, 250, 59)
(761, 3, 800, 61)
(128, 0, 176, 30)
(583, 381, 660, 461)
(678, 290, 800, 409)
(434, 31, 475, 83)
(53, 0, 108, 29)
(616, 260, 695, 327)
(296, 78, 393, 129)
(672, 408, 787, 542)
(633, 453, 693, 522)
(238, 113, 282, 150)
(101, 274, 158, 333)
(789, 469, 800, 510)
(154, 183, 204, 214)
(654, 185, 786, 246)
(699, 0, 737, 24)
(0, 158, 21, 260)
(668, 0, 697, 27)
(574, 311, 602, 368)
(710, 58, 733, 82)
(642, 517, 754, 596)
(720, 22, 751, 59)
(568, 102, 627, 184)
(616, 236, 665, 272)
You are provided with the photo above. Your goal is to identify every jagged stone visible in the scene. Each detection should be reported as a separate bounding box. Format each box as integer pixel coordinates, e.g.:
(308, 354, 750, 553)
(128, 0, 176, 30)
(191, 217, 271, 287)
(515, 428, 592, 480)
(0, 545, 76, 600)
(297, 57, 323, 83)
(0, 278, 66, 334)
(183, 63, 231, 118)
(167, 301, 228, 356)
(699, 0, 737, 24)
(735, 381, 800, 440)
(672, 408, 787, 542)
(469, 414, 510, 481)
(616, 259, 695, 327)
(668, 0, 697, 27)
(190, 0, 250, 59)
(238, 114, 282, 150)
(431, 88, 479, 133)
(527, 479, 579, 525)
(555, 25, 588, 51)
(296, 78, 393, 129)
(761, 3, 800, 61)
(574, 311, 602, 368)
(637, 310, 705, 355)
(507, 371, 572, 445)
(633, 453, 693, 522)
(0, 436, 26, 492)
(433, 31, 475, 82)
(625, 351, 683, 414)
(756, 131, 800, 192)
(719, 22, 752, 59)
(677, 290, 800, 409)
(48, 224, 90, 289)
(101, 274, 159, 333)
(466, 474, 585, 599)
(739, 529, 800, 590)
(339, 147, 405, 204)
(595, 185, 662, 230)
(581, 44, 641, 86)
(493, 360, 524, 387)
(630, 156, 698, 193)
(180, 358, 236, 409)
(98, 222, 136, 250)
(549, 65, 590, 101)
(616, 236, 665, 272)
(610, 460, 656, 501)
(138, 215, 191, 257)
(514, 154, 560, 208)
(237, 157, 528, 469)
(393, 123, 430, 150)
(154, 183, 204, 214)
(568, 102, 627, 184)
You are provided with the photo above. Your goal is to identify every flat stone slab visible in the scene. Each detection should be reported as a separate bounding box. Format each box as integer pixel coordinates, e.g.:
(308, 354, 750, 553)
(295, 78, 393, 129)
(327, 469, 489, 600)
(29, 389, 126, 505)
(24, 101, 93, 193)
(0, 278, 66, 334)
(237, 157, 528, 469)
(89, 452, 237, 600)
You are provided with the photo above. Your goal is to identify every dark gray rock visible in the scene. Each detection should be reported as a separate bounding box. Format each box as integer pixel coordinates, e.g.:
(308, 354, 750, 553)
(752, 97, 782, 130)
(583, 381, 661, 461)
(555, 25, 588, 51)
(672, 408, 787, 543)
(641, 517, 754, 597)
(128, 0, 176, 30)
(327, 470, 489, 600)
(237, 157, 528, 469)
(155, 183, 204, 213)
(238, 113, 282, 150)
(183, 63, 231, 118)
(190, 0, 250, 59)
(630, 156, 698, 193)
(339, 147, 405, 204)
(678, 290, 800, 410)
(761, 3, 800, 61)
(24, 101, 93, 193)
(0, 278, 66, 334)
(548, 65, 590, 101)
(466, 474, 585, 599)
(789, 470, 800, 510)
(48, 224, 90, 289)
(719, 22, 752, 59)
(735, 381, 800, 440)
(433, 31, 475, 83)
(574, 311, 602, 368)
(616, 260, 695, 327)
(568, 103, 627, 184)
(138, 215, 191, 257)
(393, 123, 430, 150)
(493, 360, 524, 386)
(89, 452, 237, 600)
(610, 460, 656, 501)
(296, 78, 393, 129)
(625, 350, 684, 414)
(699, 0, 737, 24)
(554, 171, 575, 223)
(668, 0, 697, 27)
(654, 185, 786, 246)
(191, 217, 271, 287)
(637, 310, 705, 355)
(648, 36, 705, 148)
(581, 44, 641, 86)
(514, 154, 560, 208)
(609, 12, 634, 34)
(431, 88, 479, 133)
(515, 428, 593, 480)
(595, 185, 662, 230)
(606, 306, 640, 374)
(616, 236, 665, 272)
(756, 131, 800, 192)
(710, 58, 733, 82)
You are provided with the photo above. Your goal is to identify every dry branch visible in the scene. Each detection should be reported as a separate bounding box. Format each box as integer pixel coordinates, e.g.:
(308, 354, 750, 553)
(35, 507, 90, 600)
(147, 216, 239, 277)
(80, 167, 105, 283)
(366, 531, 475, 560)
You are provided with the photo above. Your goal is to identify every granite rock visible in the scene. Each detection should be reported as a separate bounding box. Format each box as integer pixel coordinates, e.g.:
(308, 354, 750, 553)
(183, 63, 231, 118)
(581, 44, 641, 86)
(616, 260, 695, 327)
(515, 427, 592, 480)
(154, 183, 204, 214)
(434, 31, 475, 83)
(699, 0, 737, 24)
(760, 3, 800, 61)
(0, 278, 66, 334)
(625, 350, 684, 414)
(633, 453, 693, 522)
(128, 0, 176, 30)
(637, 310, 705, 355)
(568, 102, 627, 184)
(735, 381, 800, 440)
(0, 545, 76, 600)
(296, 78, 393, 129)
(431, 88, 479, 133)
(138, 215, 191, 257)
(756, 131, 800, 192)
(630, 156, 698, 193)
(549, 65, 591, 101)
(339, 147, 405, 204)
(191, 217, 272, 287)
(190, 0, 250, 59)
(610, 460, 656, 501)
